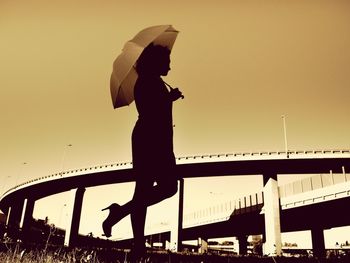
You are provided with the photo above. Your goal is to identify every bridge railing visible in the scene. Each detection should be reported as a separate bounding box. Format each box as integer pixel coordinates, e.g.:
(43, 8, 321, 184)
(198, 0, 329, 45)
(141, 171, 350, 237)
(176, 149, 350, 164)
(183, 192, 264, 228)
(183, 200, 234, 228)
(2, 149, 350, 198)
(279, 168, 349, 198)
(0, 162, 133, 197)
(231, 192, 264, 215)
(183, 170, 350, 228)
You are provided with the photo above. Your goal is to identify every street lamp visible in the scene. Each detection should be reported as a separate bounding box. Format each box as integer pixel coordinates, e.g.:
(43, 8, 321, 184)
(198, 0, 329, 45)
(60, 144, 72, 176)
(281, 115, 289, 158)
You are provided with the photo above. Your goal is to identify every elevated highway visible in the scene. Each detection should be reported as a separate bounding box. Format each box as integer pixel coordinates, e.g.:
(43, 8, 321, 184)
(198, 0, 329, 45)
(114, 171, 350, 255)
(1, 149, 349, 206)
(0, 149, 349, 256)
(182, 172, 350, 237)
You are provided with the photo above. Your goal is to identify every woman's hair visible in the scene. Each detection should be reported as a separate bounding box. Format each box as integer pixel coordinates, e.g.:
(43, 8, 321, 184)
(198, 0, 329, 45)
(135, 44, 170, 75)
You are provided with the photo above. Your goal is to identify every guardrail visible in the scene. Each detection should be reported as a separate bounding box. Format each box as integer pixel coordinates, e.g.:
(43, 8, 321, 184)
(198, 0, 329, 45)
(279, 168, 348, 198)
(2, 149, 350, 199)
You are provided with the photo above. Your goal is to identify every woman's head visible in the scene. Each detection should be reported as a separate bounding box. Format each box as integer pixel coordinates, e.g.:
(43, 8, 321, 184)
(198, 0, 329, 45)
(136, 44, 171, 76)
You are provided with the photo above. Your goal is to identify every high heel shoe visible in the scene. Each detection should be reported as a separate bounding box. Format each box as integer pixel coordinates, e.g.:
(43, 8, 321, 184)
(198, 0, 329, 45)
(101, 203, 122, 238)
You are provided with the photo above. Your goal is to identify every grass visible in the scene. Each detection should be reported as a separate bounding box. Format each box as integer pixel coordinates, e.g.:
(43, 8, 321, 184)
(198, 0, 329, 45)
(0, 248, 331, 263)
(1, 243, 350, 263)
(0, 242, 102, 263)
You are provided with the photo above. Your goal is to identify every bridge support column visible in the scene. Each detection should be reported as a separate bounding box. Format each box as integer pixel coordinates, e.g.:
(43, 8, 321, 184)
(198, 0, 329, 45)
(19, 198, 35, 242)
(64, 187, 85, 247)
(4, 206, 11, 228)
(237, 234, 248, 255)
(169, 179, 184, 252)
(311, 227, 325, 258)
(6, 199, 25, 241)
(263, 178, 282, 256)
(197, 237, 208, 254)
(3, 206, 11, 239)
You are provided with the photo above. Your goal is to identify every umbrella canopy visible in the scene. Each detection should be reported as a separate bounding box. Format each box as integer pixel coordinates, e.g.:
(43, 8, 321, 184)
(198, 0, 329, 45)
(110, 25, 179, 108)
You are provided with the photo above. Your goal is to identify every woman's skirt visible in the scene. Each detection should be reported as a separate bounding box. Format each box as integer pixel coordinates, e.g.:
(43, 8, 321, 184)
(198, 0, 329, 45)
(132, 122, 176, 180)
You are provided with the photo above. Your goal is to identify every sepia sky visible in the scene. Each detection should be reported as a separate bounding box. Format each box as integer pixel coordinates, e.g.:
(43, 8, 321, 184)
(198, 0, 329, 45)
(1, 0, 350, 244)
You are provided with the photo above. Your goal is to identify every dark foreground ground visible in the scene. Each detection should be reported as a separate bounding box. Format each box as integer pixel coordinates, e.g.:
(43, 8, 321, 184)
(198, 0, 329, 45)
(1, 244, 350, 263)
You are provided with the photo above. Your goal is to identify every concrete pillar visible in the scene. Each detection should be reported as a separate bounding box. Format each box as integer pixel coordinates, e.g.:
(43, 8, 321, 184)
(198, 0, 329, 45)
(169, 179, 184, 252)
(3, 206, 11, 239)
(6, 199, 25, 240)
(64, 187, 85, 247)
(198, 237, 208, 254)
(19, 198, 35, 229)
(19, 198, 35, 242)
(237, 234, 248, 255)
(5, 207, 11, 226)
(311, 227, 325, 258)
(263, 178, 282, 256)
(7, 200, 24, 229)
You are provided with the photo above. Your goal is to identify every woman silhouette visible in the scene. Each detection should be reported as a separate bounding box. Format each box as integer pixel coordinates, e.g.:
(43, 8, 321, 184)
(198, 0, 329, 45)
(102, 44, 183, 260)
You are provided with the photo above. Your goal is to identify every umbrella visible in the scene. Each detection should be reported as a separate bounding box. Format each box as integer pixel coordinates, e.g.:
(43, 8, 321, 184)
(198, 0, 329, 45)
(110, 25, 179, 108)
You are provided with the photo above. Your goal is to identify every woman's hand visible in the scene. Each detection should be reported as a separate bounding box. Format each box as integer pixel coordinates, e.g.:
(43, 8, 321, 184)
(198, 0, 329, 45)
(170, 88, 184, 101)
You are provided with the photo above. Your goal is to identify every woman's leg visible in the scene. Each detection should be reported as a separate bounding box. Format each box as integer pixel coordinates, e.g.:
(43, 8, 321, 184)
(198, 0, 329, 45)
(103, 171, 178, 242)
(144, 178, 178, 206)
(130, 178, 178, 260)
(130, 178, 153, 257)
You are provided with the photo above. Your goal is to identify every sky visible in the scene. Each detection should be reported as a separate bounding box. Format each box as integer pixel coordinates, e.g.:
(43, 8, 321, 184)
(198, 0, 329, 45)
(1, 0, 350, 248)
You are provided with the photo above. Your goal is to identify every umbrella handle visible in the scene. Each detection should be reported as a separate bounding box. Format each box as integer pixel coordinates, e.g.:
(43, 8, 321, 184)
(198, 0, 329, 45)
(163, 81, 184, 99)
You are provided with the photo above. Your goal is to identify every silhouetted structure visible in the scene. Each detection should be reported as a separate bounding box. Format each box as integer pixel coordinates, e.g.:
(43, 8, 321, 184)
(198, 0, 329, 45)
(1, 150, 350, 259)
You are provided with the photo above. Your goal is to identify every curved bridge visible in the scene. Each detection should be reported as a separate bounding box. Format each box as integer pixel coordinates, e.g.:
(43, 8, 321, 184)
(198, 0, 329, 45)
(1, 149, 349, 256)
(1, 150, 349, 205)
